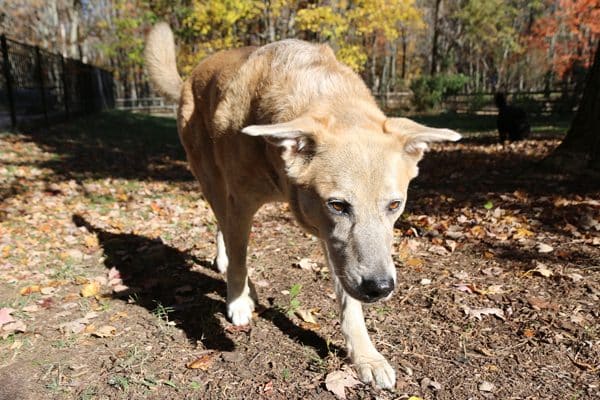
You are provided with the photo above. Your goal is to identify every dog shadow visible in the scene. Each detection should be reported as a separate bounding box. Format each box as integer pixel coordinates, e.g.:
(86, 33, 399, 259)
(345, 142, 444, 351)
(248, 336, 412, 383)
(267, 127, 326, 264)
(72, 214, 340, 358)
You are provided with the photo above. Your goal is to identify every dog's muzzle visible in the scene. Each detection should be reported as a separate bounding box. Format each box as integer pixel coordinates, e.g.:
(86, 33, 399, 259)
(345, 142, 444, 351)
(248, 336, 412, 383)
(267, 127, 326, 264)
(358, 277, 395, 302)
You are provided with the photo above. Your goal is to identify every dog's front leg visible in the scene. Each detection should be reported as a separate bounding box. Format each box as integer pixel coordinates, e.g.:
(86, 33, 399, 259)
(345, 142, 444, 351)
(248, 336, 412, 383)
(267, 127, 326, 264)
(334, 277, 396, 389)
(221, 205, 257, 326)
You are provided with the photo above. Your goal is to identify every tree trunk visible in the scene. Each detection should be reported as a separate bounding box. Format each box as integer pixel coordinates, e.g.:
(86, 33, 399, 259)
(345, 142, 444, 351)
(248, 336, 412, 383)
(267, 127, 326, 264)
(543, 41, 600, 171)
(430, 0, 442, 76)
(401, 29, 407, 79)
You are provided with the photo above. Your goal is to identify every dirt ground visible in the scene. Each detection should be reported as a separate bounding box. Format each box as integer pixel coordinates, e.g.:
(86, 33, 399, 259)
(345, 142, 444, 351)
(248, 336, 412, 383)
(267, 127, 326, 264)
(0, 111, 598, 400)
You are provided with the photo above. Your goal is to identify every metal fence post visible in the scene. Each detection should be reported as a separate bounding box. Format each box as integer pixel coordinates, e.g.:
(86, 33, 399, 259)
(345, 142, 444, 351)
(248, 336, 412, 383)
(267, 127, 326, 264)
(1, 35, 16, 128)
(35, 46, 48, 124)
(60, 55, 69, 120)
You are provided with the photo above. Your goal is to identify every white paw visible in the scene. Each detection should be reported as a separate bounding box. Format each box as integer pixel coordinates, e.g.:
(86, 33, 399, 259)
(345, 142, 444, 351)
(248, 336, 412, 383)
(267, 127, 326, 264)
(213, 255, 228, 273)
(227, 294, 254, 326)
(353, 353, 396, 389)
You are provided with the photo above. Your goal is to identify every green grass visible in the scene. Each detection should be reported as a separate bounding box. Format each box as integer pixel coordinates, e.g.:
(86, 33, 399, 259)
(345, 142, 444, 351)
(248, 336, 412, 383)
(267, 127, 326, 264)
(407, 111, 571, 137)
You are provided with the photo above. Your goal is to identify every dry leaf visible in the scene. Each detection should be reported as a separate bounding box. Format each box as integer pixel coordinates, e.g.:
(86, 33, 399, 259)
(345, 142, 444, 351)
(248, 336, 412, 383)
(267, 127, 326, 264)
(428, 245, 448, 256)
(530, 262, 553, 278)
(84, 234, 99, 249)
(1, 320, 26, 338)
(0, 308, 16, 326)
(462, 305, 505, 320)
(514, 228, 534, 238)
(20, 285, 41, 295)
(537, 243, 554, 253)
(420, 377, 442, 391)
(526, 296, 558, 311)
(295, 308, 317, 324)
(523, 328, 536, 338)
(80, 282, 100, 298)
(22, 305, 39, 313)
(224, 324, 252, 334)
(40, 287, 56, 295)
(295, 258, 318, 270)
(186, 352, 217, 370)
(478, 381, 495, 392)
(565, 273, 583, 282)
(325, 369, 362, 399)
(405, 257, 424, 268)
(92, 325, 116, 338)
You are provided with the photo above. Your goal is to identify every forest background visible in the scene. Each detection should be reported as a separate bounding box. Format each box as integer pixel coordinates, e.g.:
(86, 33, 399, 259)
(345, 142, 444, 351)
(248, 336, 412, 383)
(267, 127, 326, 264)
(2, 0, 598, 105)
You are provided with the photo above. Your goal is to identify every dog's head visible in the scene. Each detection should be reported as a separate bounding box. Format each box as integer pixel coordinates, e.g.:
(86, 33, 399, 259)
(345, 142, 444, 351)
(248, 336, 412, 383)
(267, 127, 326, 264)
(243, 115, 460, 303)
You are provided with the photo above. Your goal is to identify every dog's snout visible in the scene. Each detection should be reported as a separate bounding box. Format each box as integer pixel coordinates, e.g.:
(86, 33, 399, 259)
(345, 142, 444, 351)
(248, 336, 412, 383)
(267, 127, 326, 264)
(360, 277, 394, 301)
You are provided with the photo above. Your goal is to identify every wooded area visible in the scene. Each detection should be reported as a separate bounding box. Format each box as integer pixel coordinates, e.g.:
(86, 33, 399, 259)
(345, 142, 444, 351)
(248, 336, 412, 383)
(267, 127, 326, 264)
(1, 0, 598, 100)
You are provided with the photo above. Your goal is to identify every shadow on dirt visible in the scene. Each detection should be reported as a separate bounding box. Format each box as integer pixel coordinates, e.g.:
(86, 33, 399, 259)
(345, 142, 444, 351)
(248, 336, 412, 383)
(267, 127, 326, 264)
(72, 214, 340, 358)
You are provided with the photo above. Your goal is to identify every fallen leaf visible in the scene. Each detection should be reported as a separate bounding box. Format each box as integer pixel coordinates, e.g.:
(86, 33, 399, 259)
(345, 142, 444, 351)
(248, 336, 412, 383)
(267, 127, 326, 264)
(420, 278, 432, 285)
(262, 380, 274, 394)
(109, 312, 129, 322)
(537, 243, 554, 253)
(405, 257, 424, 268)
(325, 369, 362, 399)
(478, 381, 495, 392)
(80, 282, 100, 298)
(526, 296, 558, 311)
(92, 325, 116, 338)
(295, 308, 317, 324)
(20, 285, 41, 296)
(514, 228, 534, 238)
(0, 308, 16, 326)
(420, 377, 442, 391)
(84, 234, 99, 249)
(186, 352, 217, 370)
(445, 239, 457, 252)
(529, 262, 553, 278)
(483, 201, 493, 210)
(295, 258, 318, 271)
(428, 245, 448, 256)
(40, 287, 56, 295)
(1, 320, 27, 338)
(454, 283, 475, 293)
(22, 305, 39, 313)
(565, 272, 583, 282)
(224, 324, 251, 334)
(462, 305, 505, 320)
(523, 328, 536, 338)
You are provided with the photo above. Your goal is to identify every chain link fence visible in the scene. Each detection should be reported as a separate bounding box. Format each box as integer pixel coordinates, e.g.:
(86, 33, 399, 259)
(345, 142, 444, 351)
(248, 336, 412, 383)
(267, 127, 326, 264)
(0, 34, 114, 129)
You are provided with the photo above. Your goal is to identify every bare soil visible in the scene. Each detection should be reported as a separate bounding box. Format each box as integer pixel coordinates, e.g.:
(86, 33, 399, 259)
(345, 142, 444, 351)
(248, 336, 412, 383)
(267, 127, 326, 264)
(0, 111, 598, 399)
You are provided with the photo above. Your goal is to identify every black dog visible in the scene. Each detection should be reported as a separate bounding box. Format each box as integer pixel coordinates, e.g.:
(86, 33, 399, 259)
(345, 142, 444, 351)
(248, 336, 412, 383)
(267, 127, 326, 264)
(494, 92, 530, 142)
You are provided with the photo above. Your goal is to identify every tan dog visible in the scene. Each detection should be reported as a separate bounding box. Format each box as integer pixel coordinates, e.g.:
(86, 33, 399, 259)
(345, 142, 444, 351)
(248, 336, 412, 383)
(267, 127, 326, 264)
(145, 23, 460, 389)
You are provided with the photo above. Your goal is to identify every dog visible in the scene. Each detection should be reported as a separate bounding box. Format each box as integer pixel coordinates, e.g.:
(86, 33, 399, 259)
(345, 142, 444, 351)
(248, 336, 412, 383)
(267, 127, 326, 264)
(494, 92, 530, 142)
(145, 23, 460, 389)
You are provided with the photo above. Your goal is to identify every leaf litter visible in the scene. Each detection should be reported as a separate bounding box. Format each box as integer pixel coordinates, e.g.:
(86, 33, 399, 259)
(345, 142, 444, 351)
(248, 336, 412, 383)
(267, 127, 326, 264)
(0, 117, 599, 399)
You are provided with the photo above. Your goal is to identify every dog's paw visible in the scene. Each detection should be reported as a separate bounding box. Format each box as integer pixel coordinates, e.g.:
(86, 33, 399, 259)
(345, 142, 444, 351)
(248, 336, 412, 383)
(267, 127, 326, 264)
(354, 353, 396, 390)
(227, 294, 254, 326)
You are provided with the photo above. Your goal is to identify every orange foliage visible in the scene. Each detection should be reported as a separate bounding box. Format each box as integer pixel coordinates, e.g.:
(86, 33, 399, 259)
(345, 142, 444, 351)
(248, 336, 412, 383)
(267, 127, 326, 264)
(530, 0, 600, 77)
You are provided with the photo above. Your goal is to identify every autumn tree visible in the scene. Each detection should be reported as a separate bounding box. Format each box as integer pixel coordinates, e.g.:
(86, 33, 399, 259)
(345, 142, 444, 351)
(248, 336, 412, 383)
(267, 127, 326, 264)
(543, 40, 600, 171)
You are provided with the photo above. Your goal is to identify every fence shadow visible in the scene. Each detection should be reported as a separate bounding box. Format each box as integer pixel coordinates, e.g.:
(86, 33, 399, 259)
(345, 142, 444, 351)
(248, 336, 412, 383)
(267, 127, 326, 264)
(22, 110, 192, 182)
(71, 214, 339, 358)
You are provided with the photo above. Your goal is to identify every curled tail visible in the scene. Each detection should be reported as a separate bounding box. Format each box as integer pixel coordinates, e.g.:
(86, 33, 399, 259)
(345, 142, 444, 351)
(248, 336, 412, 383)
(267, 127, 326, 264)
(145, 23, 182, 101)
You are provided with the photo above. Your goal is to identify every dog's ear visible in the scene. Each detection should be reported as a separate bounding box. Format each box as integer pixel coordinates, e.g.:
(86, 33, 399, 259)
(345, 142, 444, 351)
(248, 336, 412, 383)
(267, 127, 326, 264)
(384, 117, 461, 157)
(242, 117, 317, 155)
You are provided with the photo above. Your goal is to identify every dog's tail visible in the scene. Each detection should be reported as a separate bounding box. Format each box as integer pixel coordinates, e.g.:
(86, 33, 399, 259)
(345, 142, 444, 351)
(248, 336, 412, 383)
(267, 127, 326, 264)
(145, 23, 182, 102)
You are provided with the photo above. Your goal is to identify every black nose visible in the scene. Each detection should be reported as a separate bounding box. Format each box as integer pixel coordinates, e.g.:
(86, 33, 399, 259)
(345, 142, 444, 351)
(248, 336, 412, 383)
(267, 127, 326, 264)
(360, 277, 395, 301)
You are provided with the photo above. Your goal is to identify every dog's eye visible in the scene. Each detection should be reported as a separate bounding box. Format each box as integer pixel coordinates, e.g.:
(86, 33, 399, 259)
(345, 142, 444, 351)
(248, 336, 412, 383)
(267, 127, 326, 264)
(388, 200, 402, 212)
(327, 200, 350, 215)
